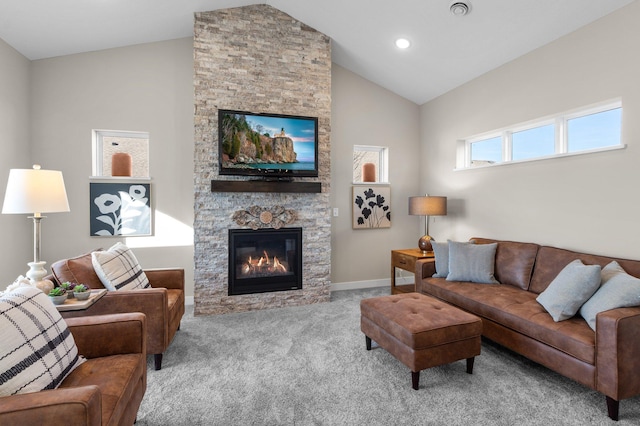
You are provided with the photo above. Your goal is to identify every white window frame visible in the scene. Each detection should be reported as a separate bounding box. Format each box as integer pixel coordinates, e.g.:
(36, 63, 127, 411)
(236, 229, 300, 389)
(92, 129, 150, 178)
(353, 145, 389, 184)
(457, 99, 624, 170)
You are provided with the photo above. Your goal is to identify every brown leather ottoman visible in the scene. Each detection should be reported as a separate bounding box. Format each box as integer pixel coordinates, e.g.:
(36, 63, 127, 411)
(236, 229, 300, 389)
(360, 292, 482, 390)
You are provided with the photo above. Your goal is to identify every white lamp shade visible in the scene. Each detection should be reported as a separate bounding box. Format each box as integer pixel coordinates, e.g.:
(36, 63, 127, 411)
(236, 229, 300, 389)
(2, 167, 70, 214)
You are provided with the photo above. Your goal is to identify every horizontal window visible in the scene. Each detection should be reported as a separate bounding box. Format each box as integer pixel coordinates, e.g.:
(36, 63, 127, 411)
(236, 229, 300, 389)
(460, 100, 623, 169)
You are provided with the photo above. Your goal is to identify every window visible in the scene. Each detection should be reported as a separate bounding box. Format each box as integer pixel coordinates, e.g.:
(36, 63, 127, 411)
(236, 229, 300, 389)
(512, 123, 555, 161)
(567, 108, 621, 153)
(461, 100, 623, 169)
(470, 136, 502, 166)
(92, 130, 150, 178)
(353, 145, 389, 183)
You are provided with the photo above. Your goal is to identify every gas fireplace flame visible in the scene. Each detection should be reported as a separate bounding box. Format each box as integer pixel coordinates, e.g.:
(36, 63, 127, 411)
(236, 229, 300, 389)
(241, 250, 289, 276)
(273, 256, 287, 273)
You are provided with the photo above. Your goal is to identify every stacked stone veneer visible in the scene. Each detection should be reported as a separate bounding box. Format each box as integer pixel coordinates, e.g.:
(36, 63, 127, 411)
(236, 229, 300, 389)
(193, 5, 332, 315)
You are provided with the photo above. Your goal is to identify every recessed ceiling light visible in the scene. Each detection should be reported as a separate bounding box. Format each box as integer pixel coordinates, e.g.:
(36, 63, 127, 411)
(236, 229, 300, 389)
(395, 38, 411, 49)
(450, 2, 470, 16)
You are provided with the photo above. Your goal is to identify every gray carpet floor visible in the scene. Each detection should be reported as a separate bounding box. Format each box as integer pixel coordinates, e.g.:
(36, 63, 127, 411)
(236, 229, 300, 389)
(136, 287, 640, 425)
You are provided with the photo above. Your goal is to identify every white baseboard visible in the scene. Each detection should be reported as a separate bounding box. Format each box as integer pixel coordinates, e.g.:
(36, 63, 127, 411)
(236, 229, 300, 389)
(330, 278, 390, 291)
(185, 277, 403, 303)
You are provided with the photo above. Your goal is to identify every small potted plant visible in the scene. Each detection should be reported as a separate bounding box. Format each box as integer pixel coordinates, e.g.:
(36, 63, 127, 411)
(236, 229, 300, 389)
(48, 287, 68, 305)
(73, 284, 91, 301)
(60, 281, 76, 298)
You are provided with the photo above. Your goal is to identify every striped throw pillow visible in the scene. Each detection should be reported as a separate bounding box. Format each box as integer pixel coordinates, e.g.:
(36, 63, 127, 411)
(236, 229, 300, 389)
(91, 242, 150, 291)
(0, 286, 85, 396)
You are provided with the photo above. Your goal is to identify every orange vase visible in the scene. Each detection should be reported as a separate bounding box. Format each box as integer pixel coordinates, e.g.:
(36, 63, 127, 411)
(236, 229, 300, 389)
(111, 153, 132, 177)
(362, 163, 376, 182)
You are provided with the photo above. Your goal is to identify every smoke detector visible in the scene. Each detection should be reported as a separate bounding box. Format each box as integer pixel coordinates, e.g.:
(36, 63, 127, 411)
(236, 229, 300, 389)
(450, 2, 470, 16)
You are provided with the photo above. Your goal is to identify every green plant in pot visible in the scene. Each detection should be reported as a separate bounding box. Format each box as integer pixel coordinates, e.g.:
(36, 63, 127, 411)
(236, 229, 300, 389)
(60, 281, 76, 298)
(73, 284, 91, 301)
(48, 287, 68, 305)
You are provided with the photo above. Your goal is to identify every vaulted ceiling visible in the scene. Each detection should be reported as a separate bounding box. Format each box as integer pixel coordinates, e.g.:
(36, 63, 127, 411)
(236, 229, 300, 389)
(0, 0, 634, 104)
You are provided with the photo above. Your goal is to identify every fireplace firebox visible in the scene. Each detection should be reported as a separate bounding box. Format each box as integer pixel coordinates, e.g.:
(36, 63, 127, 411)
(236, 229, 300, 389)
(228, 228, 302, 295)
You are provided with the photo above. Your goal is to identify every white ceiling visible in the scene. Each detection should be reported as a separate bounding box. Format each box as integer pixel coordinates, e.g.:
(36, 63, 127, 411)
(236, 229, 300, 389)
(0, 0, 634, 105)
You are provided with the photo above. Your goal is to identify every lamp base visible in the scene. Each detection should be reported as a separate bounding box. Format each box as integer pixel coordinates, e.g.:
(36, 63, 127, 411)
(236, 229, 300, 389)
(418, 235, 434, 253)
(26, 261, 47, 284)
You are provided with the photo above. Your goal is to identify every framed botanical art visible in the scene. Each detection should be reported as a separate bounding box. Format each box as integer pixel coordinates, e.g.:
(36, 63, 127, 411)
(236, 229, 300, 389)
(352, 185, 391, 229)
(90, 183, 151, 236)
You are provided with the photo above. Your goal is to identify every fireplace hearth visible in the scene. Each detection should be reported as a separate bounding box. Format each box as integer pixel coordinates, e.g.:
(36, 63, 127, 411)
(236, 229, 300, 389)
(228, 228, 302, 296)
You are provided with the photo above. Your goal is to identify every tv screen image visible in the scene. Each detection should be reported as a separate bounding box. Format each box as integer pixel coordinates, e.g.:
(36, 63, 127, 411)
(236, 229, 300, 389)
(218, 109, 319, 178)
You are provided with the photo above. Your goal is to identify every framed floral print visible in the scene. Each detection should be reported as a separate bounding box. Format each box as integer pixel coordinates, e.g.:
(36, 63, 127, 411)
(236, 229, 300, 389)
(90, 183, 151, 236)
(352, 185, 391, 229)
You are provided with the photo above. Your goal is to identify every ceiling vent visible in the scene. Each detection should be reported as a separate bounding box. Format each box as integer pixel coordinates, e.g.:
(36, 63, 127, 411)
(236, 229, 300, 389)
(450, 2, 470, 16)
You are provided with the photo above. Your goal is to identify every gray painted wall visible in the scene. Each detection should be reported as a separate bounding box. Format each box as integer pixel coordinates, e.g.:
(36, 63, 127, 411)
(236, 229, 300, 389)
(420, 1, 640, 259)
(330, 64, 421, 286)
(0, 38, 31, 287)
(20, 38, 195, 294)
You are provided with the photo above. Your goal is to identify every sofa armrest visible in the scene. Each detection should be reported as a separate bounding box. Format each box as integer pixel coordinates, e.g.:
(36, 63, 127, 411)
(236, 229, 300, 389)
(65, 312, 146, 359)
(415, 259, 436, 280)
(61, 289, 168, 354)
(595, 306, 640, 401)
(145, 268, 184, 290)
(0, 386, 102, 426)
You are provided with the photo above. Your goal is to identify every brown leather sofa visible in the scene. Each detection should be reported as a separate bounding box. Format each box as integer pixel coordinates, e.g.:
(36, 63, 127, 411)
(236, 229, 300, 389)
(48, 251, 185, 370)
(415, 237, 640, 421)
(0, 313, 147, 426)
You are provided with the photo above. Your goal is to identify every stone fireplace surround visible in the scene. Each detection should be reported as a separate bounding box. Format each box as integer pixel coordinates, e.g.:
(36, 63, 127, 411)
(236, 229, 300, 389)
(193, 5, 332, 315)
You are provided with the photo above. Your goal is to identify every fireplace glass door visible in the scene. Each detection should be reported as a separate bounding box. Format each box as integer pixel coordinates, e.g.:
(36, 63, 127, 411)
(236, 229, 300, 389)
(228, 227, 302, 295)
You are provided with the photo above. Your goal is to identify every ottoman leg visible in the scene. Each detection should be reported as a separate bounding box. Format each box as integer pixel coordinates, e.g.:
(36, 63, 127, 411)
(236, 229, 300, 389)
(412, 371, 420, 390)
(366, 336, 372, 351)
(466, 357, 475, 374)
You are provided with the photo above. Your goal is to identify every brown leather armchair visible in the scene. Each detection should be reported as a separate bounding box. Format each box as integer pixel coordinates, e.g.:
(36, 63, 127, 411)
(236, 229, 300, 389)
(0, 313, 147, 426)
(49, 251, 185, 370)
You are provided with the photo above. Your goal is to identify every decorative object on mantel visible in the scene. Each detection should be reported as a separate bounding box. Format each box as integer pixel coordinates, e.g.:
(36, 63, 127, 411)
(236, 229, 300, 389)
(232, 205, 297, 230)
(352, 186, 391, 229)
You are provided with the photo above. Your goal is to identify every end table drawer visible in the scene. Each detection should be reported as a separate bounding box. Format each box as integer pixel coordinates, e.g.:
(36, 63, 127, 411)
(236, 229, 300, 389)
(392, 252, 417, 271)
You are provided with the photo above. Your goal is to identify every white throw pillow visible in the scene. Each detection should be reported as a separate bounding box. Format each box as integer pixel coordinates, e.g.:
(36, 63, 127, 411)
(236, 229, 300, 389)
(536, 259, 601, 322)
(92, 242, 150, 291)
(579, 261, 640, 331)
(0, 286, 85, 396)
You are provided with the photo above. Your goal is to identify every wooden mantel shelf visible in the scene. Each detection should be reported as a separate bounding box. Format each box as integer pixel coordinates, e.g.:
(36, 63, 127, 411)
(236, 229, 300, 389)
(211, 180, 322, 193)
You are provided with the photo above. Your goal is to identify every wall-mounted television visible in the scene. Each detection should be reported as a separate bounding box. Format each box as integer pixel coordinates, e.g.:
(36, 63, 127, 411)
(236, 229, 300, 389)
(218, 109, 319, 179)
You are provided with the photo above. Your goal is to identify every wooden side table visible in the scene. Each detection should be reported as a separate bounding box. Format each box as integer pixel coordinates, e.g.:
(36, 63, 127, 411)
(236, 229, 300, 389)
(391, 249, 434, 294)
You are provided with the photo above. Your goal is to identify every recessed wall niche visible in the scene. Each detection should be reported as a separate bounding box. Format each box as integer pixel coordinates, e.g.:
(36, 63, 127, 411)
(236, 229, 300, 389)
(193, 4, 332, 315)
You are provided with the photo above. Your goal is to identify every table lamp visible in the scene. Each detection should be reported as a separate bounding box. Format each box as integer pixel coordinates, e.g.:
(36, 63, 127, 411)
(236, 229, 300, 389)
(408, 195, 447, 253)
(2, 165, 70, 284)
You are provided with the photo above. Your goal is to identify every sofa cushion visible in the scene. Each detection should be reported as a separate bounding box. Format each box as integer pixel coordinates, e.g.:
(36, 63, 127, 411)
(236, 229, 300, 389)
(52, 250, 105, 290)
(59, 353, 144, 425)
(92, 243, 150, 291)
(447, 241, 499, 284)
(432, 240, 475, 278)
(536, 259, 601, 322)
(0, 286, 85, 396)
(421, 277, 595, 364)
(471, 238, 540, 290)
(579, 261, 640, 331)
(529, 245, 640, 294)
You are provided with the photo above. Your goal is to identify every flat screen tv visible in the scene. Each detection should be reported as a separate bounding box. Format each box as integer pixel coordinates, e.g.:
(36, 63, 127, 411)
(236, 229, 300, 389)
(218, 109, 319, 179)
